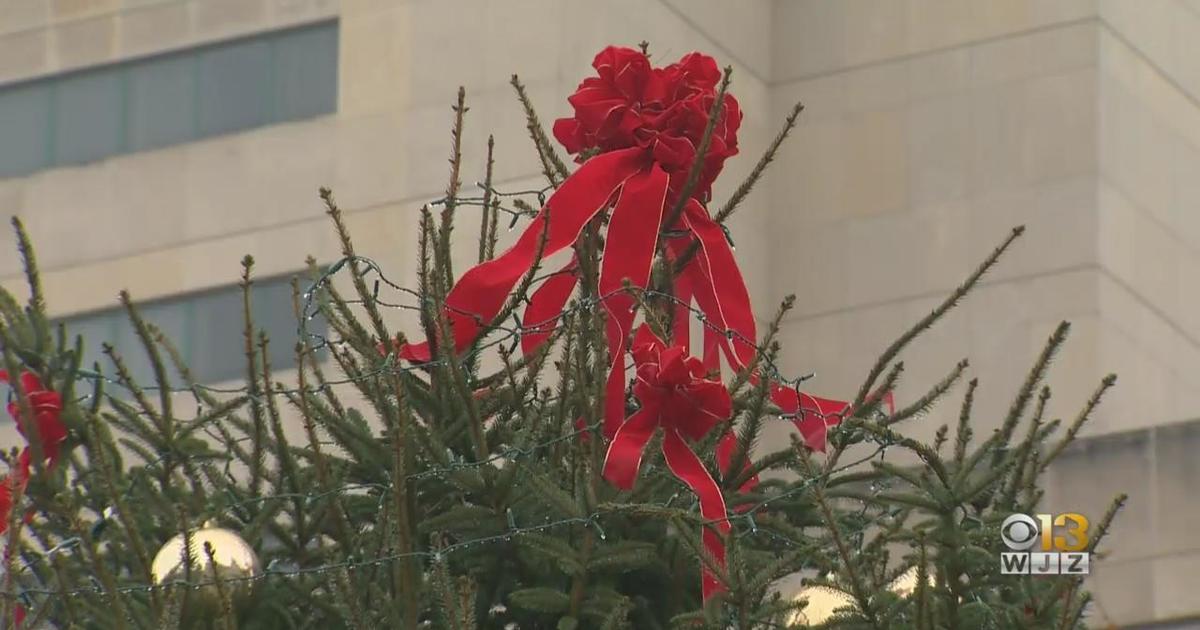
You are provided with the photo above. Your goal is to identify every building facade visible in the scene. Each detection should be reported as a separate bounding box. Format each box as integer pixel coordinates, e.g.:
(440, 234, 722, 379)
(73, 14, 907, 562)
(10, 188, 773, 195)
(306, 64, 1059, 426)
(0, 1, 1197, 626)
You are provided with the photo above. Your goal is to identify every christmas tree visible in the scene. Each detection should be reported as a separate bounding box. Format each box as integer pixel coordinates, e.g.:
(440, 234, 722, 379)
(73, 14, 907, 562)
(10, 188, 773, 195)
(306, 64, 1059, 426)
(0, 45, 1123, 629)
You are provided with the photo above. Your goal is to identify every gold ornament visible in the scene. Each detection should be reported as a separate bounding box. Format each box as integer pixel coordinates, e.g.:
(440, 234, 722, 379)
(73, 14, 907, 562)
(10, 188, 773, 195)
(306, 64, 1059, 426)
(887, 565, 930, 597)
(151, 520, 260, 611)
(791, 567, 930, 625)
(790, 583, 857, 625)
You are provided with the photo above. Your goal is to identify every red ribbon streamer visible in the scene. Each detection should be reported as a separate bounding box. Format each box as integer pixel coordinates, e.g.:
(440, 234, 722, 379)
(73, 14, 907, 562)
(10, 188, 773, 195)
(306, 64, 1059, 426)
(520, 258, 579, 356)
(598, 166, 669, 437)
(399, 147, 645, 362)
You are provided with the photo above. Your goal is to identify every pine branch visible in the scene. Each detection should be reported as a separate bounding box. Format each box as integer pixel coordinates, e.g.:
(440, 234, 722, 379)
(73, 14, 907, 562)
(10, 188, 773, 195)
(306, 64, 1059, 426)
(511, 74, 569, 185)
(883, 359, 969, 426)
(119, 291, 175, 437)
(11, 218, 46, 329)
(718, 101, 803, 225)
(1041, 374, 1117, 471)
(997, 386, 1050, 509)
(798, 448, 881, 628)
(850, 226, 1024, 414)
(240, 257, 268, 499)
(322, 188, 390, 344)
(953, 378, 979, 466)
(997, 321, 1070, 449)
(478, 135, 497, 264)
(438, 87, 468, 288)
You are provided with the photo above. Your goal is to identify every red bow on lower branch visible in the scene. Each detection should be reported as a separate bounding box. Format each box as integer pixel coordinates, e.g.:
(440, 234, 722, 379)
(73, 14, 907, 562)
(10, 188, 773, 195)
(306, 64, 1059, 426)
(0, 370, 67, 535)
(601, 325, 732, 600)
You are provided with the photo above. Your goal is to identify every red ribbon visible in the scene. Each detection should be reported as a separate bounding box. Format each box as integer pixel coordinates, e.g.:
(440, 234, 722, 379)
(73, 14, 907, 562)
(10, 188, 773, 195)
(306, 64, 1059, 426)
(772, 386, 896, 452)
(601, 325, 732, 600)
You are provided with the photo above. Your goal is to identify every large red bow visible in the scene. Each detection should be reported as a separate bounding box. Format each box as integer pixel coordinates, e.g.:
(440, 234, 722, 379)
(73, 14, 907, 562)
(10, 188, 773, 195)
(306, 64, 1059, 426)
(601, 325, 732, 600)
(397, 47, 752, 440)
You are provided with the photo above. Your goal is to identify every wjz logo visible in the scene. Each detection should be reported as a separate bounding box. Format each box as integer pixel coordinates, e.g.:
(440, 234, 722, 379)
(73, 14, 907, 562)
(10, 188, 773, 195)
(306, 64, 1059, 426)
(999, 513, 1090, 575)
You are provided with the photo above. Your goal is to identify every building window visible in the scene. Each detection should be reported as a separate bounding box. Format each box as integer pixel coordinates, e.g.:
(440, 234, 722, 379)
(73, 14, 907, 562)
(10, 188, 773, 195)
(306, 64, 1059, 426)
(0, 21, 338, 179)
(55, 273, 326, 393)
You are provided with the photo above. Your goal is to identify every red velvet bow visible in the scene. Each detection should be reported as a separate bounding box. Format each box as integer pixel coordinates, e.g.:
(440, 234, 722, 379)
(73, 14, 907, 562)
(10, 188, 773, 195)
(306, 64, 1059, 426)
(397, 47, 749, 441)
(0, 370, 67, 534)
(0, 371, 66, 470)
(392, 46, 878, 515)
(0, 472, 26, 535)
(601, 325, 732, 600)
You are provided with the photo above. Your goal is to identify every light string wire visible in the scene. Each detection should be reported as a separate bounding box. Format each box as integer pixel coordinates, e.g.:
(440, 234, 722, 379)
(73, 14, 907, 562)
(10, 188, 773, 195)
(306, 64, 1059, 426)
(0, 183, 898, 608)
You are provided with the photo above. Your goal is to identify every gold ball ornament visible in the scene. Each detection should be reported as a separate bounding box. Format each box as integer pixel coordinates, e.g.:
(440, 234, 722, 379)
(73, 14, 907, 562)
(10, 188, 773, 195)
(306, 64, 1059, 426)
(790, 583, 857, 625)
(151, 521, 260, 612)
(887, 565, 930, 597)
(790, 567, 930, 625)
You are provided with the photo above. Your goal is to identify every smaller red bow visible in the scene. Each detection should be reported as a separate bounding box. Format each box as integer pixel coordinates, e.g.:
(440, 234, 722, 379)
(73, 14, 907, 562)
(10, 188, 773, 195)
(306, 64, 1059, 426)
(0, 371, 66, 468)
(0, 370, 67, 535)
(0, 472, 28, 535)
(602, 325, 732, 600)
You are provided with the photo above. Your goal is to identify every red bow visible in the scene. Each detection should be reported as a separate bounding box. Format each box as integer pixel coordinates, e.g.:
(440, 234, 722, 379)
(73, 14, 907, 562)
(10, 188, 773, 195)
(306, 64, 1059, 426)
(397, 47, 752, 441)
(601, 325, 732, 600)
(1, 371, 66, 468)
(0, 370, 66, 534)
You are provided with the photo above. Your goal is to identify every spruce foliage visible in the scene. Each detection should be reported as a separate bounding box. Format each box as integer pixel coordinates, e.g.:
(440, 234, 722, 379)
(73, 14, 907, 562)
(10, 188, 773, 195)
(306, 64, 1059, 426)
(0, 74, 1121, 630)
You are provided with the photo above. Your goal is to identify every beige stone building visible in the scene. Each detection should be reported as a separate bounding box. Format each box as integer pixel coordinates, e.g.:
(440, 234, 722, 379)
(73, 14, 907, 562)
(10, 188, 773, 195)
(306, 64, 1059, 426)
(0, 1, 1197, 627)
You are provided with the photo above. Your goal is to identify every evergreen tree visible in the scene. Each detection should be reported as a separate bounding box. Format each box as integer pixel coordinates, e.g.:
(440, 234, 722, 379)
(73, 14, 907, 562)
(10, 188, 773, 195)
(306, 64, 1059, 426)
(0, 46, 1122, 629)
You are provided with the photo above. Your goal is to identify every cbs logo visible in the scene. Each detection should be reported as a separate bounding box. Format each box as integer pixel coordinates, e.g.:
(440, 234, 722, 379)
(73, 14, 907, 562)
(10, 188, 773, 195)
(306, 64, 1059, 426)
(1000, 513, 1090, 552)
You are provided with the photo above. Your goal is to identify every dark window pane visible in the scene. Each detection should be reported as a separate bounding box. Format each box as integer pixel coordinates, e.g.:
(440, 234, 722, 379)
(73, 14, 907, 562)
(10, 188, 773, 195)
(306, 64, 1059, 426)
(189, 288, 245, 383)
(0, 21, 336, 178)
(0, 83, 52, 177)
(273, 24, 338, 121)
(196, 39, 273, 137)
(56, 275, 318, 389)
(55, 68, 124, 165)
(126, 53, 196, 151)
